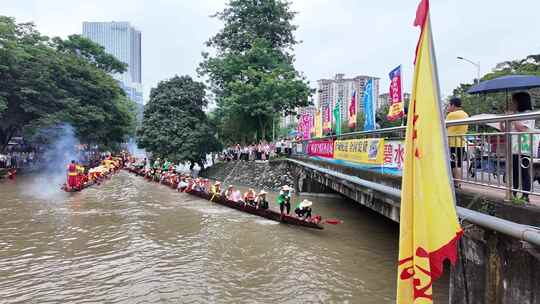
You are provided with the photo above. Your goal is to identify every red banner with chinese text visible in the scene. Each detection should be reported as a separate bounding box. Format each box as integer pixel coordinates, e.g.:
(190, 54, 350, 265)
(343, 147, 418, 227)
(307, 139, 334, 158)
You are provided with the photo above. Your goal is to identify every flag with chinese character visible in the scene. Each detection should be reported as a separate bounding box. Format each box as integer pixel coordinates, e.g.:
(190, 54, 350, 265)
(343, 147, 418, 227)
(397, 1, 463, 303)
(333, 99, 341, 135)
(348, 90, 357, 129)
(363, 79, 375, 131)
(388, 65, 405, 121)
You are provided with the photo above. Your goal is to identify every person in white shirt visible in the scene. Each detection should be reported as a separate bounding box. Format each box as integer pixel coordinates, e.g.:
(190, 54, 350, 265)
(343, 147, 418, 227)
(501, 92, 534, 202)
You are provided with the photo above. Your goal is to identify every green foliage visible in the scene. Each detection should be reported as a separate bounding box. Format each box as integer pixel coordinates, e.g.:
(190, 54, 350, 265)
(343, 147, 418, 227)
(452, 53, 540, 116)
(52, 34, 127, 74)
(207, 0, 298, 53)
(0, 16, 136, 152)
(376, 104, 404, 129)
(199, 0, 312, 143)
(137, 76, 221, 167)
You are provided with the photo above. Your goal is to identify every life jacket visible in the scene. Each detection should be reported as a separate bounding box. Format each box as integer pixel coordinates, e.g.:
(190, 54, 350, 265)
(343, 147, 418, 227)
(68, 163, 77, 176)
(244, 191, 255, 201)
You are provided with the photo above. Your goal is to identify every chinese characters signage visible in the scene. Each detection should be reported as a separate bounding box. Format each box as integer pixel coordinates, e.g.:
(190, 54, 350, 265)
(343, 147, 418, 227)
(307, 139, 334, 158)
(333, 138, 384, 165)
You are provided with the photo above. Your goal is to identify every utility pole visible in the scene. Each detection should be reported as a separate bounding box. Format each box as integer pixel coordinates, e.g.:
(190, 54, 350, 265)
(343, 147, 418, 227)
(457, 56, 481, 85)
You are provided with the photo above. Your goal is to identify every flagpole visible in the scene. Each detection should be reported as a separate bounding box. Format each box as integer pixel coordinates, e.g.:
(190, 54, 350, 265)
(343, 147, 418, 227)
(427, 14, 457, 205)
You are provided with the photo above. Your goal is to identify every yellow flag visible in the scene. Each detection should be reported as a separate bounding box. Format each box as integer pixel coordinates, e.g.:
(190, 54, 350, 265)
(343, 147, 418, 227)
(397, 1, 463, 303)
(315, 109, 323, 138)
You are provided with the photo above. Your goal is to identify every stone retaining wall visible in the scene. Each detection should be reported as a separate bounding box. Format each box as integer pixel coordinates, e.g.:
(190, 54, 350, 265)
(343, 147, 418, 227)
(199, 160, 295, 191)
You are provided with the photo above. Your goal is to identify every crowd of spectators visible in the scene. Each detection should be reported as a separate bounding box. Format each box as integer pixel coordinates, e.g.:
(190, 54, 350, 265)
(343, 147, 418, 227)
(0, 146, 43, 169)
(220, 138, 295, 162)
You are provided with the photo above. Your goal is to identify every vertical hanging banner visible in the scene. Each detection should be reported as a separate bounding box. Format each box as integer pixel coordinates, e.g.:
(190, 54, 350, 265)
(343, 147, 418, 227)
(333, 99, 341, 135)
(323, 104, 331, 133)
(298, 113, 312, 140)
(387, 65, 405, 121)
(396, 0, 463, 303)
(348, 90, 357, 129)
(315, 109, 323, 138)
(305, 113, 313, 140)
(363, 79, 375, 131)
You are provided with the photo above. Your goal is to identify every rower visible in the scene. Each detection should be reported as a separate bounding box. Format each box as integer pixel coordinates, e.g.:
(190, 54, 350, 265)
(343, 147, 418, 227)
(225, 185, 235, 201)
(211, 181, 222, 196)
(67, 160, 78, 190)
(244, 188, 256, 207)
(277, 185, 292, 216)
(177, 176, 188, 192)
(193, 178, 203, 191)
(162, 159, 171, 172)
(203, 179, 211, 191)
(255, 190, 269, 210)
(152, 158, 161, 171)
(76, 163, 85, 189)
(226, 186, 242, 202)
(295, 199, 313, 220)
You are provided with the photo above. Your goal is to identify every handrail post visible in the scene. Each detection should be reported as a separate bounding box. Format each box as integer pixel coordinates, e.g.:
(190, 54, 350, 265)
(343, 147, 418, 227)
(504, 119, 513, 201)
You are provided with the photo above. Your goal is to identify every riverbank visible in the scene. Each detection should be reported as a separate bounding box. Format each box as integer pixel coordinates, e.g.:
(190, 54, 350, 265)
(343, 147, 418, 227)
(199, 159, 295, 191)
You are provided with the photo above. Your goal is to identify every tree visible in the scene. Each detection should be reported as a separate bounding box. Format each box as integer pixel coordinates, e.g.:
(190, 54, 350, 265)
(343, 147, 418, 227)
(137, 76, 221, 168)
(206, 0, 298, 53)
(0, 16, 136, 152)
(451, 53, 540, 116)
(199, 0, 312, 143)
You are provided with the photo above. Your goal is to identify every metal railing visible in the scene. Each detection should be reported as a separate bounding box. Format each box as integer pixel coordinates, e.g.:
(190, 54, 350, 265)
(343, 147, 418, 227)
(288, 158, 540, 247)
(293, 111, 540, 202)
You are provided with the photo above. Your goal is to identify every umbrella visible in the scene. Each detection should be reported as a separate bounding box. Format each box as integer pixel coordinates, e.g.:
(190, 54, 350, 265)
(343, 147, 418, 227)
(467, 75, 540, 94)
(288, 130, 299, 136)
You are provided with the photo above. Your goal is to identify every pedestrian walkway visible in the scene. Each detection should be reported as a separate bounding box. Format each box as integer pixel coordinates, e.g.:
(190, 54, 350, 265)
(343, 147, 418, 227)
(294, 155, 540, 208)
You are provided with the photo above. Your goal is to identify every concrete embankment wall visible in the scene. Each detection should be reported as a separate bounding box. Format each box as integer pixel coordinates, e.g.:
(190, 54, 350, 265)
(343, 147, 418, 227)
(199, 160, 296, 192)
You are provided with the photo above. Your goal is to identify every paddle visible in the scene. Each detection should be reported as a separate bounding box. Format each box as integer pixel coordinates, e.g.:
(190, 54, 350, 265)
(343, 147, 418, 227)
(323, 219, 343, 225)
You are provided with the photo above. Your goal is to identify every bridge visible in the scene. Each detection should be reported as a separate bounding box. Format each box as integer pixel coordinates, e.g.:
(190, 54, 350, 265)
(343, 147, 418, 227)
(286, 112, 540, 304)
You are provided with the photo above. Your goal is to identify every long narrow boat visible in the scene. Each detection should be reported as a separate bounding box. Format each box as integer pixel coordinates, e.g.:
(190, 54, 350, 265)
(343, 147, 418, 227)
(126, 167, 324, 230)
(61, 167, 121, 193)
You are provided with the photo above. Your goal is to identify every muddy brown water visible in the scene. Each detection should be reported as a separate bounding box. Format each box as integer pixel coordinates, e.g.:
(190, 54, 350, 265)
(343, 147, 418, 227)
(0, 171, 448, 303)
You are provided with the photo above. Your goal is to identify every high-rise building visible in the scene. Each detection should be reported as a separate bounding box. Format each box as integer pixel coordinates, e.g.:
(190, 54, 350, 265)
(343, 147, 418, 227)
(317, 74, 380, 125)
(82, 21, 143, 104)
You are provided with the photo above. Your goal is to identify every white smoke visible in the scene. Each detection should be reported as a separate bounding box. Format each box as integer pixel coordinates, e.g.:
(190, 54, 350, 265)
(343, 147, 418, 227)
(25, 124, 81, 200)
(126, 138, 147, 159)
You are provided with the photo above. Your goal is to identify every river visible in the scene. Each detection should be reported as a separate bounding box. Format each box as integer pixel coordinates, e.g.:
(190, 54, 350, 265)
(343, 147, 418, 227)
(0, 171, 448, 303)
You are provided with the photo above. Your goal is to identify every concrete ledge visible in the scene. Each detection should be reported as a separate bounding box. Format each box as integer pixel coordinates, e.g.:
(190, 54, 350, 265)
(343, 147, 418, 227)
(290, 155, 540, 226)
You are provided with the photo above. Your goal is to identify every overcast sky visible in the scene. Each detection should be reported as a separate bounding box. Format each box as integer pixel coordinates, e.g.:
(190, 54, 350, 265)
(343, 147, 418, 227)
(4, 0, 540, 103)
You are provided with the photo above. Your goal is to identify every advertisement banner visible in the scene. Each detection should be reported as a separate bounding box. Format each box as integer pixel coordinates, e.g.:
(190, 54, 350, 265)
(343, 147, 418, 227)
(307, 139, 334, 158)
(387, 65, 404, 121)
(333, 138, 385, 165)
(383, 140, 406, 171)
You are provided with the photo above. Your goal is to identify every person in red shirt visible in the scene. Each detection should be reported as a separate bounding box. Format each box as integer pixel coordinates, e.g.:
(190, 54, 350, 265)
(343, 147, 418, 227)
(67, 160, 78, 190)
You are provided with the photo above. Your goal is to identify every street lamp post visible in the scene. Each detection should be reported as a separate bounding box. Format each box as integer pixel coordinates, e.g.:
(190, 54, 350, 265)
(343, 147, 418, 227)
(457, 56, 481, 85)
